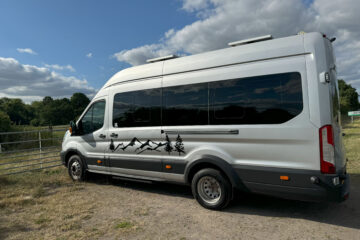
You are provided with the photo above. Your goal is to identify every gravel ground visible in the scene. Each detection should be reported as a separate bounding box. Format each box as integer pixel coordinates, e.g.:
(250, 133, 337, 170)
(81, 173, 360, 240)
(1, 171, 359, 240)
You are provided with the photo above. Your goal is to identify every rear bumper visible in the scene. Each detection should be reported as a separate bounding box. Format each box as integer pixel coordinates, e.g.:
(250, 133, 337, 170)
(233, 165, 350, 202)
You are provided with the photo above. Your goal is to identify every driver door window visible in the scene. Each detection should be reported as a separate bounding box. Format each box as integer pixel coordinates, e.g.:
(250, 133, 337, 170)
(80, 100, 105, 135)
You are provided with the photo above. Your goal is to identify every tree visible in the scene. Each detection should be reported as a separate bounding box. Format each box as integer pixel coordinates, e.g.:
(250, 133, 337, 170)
(0, 111, 11, 132)
(174, 134, 185, 155)
(0, 98, 29, 125)
(338, 79, 360, 114)
(0, 92, 90, 127)
(71, 93, 90, 119)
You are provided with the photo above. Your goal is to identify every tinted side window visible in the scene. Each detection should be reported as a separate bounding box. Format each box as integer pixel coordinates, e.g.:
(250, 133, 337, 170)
(209, 73, 303, 124)
(113, 89, 161, 127)
(163, 82, 208, 126)
(80, 100, 105, 134)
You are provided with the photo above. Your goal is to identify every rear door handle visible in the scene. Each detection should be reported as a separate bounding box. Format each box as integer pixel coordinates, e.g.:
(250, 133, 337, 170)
(99, 134, 106, 139)
(110, 133, 118, 138)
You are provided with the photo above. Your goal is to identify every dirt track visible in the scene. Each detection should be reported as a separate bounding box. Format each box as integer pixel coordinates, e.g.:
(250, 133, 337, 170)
(81, 174, 360, 239)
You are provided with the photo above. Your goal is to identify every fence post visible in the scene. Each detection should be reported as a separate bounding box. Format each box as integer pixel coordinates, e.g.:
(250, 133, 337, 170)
(0, 143, 2, 153)
(39, 131, 42, 168)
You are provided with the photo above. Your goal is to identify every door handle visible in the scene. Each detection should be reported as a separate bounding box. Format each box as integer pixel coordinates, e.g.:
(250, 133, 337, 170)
(99, 134, 106, 139)
(110, 133, 118, 138)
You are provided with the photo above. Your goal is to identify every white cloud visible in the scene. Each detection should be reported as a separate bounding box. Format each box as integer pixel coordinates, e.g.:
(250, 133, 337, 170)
(16, 48, 37, 55)
(112, 0, 360, 95)
(112, 44, 173, 66)
(182, 0, 210, 12)
(86, 53, 93, 58)
(0, 57, 96, 103)
(44, 64, 76, 72)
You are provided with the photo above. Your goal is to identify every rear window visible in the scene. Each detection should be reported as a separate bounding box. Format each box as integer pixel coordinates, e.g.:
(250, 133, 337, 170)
(209, 72, 303, 124)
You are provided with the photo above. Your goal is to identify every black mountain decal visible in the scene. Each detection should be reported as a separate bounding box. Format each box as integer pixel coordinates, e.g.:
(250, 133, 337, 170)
(109, 134, 185, 155)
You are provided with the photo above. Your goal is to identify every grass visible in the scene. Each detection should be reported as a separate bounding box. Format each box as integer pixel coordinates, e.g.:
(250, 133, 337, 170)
(114, 220, 134, 229)
(0, 167, 98, 240)
(342, 118, 360, 174)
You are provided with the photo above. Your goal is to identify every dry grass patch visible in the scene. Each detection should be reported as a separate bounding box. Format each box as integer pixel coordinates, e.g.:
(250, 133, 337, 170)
(342, 119, 360, 174)
(0, 167, 100, 240)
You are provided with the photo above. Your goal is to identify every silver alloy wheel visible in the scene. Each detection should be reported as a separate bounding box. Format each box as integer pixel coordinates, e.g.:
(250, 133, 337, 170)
(197, 176, 222, 205)
(70, 160, 81, 180)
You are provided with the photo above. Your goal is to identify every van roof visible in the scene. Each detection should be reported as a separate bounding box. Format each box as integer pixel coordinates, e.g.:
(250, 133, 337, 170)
(103, 32, 321, 89)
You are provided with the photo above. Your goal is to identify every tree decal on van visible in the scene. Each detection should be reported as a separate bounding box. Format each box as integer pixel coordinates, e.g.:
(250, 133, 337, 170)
(164, 134, 173, 155)
(174, 134, 185, 156)
(109, 134, 185, 155)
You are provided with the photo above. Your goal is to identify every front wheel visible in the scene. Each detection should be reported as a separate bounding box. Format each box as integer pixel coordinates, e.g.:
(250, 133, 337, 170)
(67, 155, 86, 181)
(191, 168, 232, 210)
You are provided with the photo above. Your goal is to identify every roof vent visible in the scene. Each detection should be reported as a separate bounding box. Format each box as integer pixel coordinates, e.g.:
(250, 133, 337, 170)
(147, 54, 178, 63)
(228, 35, 273, 47)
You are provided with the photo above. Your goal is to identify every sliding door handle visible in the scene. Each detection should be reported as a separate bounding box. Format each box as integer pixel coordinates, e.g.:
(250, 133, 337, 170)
(110, 133, 118, 138)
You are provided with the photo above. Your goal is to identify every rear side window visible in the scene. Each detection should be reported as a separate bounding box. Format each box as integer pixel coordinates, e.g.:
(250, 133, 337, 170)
(162, 82, 208, 126)
(113, 89, 161, 127)
(209, 72, 303, 124)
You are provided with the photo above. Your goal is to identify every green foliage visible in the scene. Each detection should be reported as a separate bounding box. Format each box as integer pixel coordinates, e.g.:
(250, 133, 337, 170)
(338, 79, 360, 114)
(0, 111, 11, 132)
(0, 93, 90, 128)
(0, 98, 32, 124)
(71, 93, 90, 119)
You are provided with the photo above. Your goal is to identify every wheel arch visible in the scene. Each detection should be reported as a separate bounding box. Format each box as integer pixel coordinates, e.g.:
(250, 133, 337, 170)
(64, 148, 88, 169)
(184, 155, 248, 192)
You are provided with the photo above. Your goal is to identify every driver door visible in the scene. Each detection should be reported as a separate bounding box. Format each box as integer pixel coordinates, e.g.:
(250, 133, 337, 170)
(76, 97, 109, 173)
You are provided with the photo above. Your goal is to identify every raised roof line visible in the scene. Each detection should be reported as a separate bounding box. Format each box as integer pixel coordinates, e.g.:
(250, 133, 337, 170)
(147, 54, 178, 63)
(228, 35, 273, 47)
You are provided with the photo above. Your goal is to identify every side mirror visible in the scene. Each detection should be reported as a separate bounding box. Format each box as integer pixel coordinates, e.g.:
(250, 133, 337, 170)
(69, 121, 78, 136)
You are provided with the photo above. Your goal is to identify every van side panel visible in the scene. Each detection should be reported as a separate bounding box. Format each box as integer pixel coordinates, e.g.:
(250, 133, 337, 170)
(162, 55, 319, 174)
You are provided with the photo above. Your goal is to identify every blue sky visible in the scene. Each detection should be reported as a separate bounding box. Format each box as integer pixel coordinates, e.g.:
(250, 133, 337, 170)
(0, 0, 359, 102)
(0, 0, 197, 91)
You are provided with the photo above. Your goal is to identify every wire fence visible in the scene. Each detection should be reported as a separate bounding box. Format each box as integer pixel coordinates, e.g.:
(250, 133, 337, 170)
(0, 127, 67, 176)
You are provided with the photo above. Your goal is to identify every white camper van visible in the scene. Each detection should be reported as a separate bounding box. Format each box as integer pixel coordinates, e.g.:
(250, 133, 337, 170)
(61, 32, 349, 209)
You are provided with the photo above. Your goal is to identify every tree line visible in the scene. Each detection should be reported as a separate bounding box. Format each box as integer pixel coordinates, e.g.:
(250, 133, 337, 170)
(338, 79, 360, 114)
(0, 93, 90, 132)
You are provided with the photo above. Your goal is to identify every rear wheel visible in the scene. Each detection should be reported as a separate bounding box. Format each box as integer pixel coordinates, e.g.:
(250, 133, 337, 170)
(191, 168, 231, 210)
(67, 155, 86, 181)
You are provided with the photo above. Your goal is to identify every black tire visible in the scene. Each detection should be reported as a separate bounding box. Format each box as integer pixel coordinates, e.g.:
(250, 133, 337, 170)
(67, 155, 86, 181)
(191, 168, 232, 210)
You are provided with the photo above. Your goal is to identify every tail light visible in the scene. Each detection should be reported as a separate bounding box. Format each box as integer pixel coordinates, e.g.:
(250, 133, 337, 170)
(319, 125, 336, 174)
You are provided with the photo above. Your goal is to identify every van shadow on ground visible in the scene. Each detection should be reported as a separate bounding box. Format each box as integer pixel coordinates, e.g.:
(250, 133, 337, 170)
(87, 173, 360, 230)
